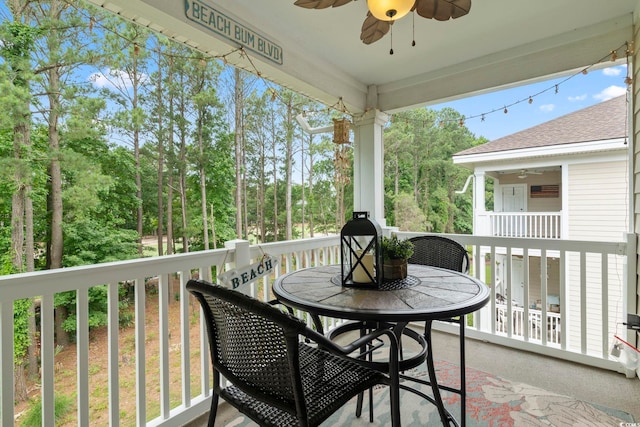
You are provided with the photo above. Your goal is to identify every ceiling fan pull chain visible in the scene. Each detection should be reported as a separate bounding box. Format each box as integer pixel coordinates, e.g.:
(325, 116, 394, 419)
(389, 21, 394, 55)
(412, 11, 416, 47)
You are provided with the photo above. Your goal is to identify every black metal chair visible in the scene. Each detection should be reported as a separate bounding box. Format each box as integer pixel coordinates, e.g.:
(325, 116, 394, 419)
(407, 235, 470, 426)
(407, 235, 470, 274)
(186, 279, 401, 427)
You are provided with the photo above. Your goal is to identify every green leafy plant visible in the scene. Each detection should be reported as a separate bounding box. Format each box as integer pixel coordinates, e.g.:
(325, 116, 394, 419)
(381, 235, 414, 261)
(21, 394, 73, 427)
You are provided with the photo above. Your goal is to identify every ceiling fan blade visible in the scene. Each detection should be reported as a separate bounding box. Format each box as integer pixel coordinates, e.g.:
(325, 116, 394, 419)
(415, 0, 471, 21)
(294, 0, 353, 9)
(360, 13, 390, 45)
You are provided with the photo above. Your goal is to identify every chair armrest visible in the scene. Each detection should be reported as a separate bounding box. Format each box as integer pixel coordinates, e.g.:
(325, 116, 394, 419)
(267, 299, 295, 315)
(303, 326, 400, 366)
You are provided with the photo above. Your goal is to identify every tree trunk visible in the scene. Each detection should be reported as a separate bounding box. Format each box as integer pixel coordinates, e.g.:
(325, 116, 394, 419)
(156, 51, 164, 256)
(25, 194, 38, 380)
(133, 51, 144, 256)
(198, 109, 209, 250)
(166, 81, 175, 256)
(285, 100, 293, 241)
(272, 138, 279, 240)
(46, 49, 69, 347)
(234, 68, 244, 238)
(179, 139, 189, 253)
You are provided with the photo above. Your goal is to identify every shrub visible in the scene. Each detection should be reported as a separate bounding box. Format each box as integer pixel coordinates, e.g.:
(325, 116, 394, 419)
(21, 394, 74, 427)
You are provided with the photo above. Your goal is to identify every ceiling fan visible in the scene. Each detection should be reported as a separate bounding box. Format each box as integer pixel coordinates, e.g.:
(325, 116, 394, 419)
(517, 169, 543, 179)
(293, 0, 472, 45)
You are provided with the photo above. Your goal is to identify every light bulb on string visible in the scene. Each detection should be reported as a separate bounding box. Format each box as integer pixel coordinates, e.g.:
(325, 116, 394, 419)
(528, 97, 533, 104)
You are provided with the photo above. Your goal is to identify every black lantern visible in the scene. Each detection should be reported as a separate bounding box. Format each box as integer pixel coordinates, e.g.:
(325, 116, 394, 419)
(340, 211, 383, 287)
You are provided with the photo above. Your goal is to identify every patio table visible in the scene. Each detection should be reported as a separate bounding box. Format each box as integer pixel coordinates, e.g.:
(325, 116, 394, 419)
(272, 263, 490, 427)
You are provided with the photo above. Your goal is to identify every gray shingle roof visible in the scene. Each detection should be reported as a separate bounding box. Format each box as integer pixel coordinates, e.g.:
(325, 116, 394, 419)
(455, 95, 627, 156)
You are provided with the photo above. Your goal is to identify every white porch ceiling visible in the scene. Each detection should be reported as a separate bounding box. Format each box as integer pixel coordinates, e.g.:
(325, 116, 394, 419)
(85, 0, 638, 114)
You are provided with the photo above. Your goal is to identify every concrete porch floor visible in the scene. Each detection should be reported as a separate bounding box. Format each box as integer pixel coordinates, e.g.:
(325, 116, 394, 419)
(187, 329, 640, 426)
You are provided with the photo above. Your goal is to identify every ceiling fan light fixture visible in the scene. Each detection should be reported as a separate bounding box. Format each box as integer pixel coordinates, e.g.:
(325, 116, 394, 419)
(367, 0, 413, 21)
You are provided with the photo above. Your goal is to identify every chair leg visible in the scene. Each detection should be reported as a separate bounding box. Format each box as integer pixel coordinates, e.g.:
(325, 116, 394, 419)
(424, 319, 449, 425)
(459, 316, 466, 427)
(207, 393, 219, 427)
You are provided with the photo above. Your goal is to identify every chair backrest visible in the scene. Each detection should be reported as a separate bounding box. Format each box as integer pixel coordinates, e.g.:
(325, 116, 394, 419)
(407, 235, 469, 273)
(186, 279, 307, 414)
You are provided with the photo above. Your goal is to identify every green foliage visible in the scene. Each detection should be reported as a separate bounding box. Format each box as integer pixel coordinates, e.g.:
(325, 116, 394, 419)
(21, 394, 74, 427)
(381, 235, 414, 260)
(384, 108, 483, 234)
(13, 299, 33, 363)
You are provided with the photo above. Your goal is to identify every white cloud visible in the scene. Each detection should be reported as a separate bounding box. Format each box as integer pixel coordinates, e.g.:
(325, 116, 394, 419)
(602, 67, 622, 77)
(88, 68, 147, 90)
(568, 94, 587, 102)
(593, 85, 627, 101)
(539, 104, 555, 113)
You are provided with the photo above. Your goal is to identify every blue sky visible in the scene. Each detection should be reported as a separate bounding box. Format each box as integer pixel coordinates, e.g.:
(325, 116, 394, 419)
(431, 64, 629, 141)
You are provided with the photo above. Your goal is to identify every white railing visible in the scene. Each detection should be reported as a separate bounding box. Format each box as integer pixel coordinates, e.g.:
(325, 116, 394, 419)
(0, 236, 340, 427)
(1, 232, 636, 426)
(481, 212, 562, 239)
(496, 305, 562, 343)
(395, 231, 636, 372)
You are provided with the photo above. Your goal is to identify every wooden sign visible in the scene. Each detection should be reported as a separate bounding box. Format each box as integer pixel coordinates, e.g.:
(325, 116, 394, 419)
(218, 255, 278, 290)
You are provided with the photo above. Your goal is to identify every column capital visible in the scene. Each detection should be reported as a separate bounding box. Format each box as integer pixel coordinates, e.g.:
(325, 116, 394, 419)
(354, 109, 389, 127)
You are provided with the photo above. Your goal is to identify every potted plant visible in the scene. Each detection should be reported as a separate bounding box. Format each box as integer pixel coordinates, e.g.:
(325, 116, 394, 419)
(381, 235, 414, 280)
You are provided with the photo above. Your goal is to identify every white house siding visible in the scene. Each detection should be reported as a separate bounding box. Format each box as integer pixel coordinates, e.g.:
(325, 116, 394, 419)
(566, 161, 628, 355)
(567, 161, 628, 242)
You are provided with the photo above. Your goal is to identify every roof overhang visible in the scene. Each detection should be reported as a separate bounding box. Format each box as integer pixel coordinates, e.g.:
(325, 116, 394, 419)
(453, 138, 629, 172)
(84, 0, 639, 114)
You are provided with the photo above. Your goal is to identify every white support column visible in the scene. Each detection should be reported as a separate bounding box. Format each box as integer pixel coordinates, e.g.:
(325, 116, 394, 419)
(353, 109, 388, 226)
(474, 171, 486, 229)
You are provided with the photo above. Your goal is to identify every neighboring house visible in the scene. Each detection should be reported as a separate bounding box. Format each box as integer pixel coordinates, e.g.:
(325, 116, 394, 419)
(453, 95, 629, 349)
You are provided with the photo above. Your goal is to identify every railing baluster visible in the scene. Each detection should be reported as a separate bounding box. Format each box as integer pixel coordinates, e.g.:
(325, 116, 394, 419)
(135, 276, 147, 426)
(41, 294, 55, 426)
(108, 281, 120, 426)
(179, 270, 191, 408)
(77, 288, 90, 426)
(1, 299, 15, 426)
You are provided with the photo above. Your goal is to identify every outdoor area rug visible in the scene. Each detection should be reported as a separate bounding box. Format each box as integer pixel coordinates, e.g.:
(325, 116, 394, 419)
(224, 360, 635, 426)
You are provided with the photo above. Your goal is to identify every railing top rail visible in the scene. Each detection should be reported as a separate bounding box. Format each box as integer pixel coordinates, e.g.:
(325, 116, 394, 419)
(0, 236, 343, 301)
(488, 212, 562, 216)
(394, 232, 628, 253)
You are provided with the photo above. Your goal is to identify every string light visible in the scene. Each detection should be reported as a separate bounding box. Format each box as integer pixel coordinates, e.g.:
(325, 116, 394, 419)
(67, 0, 632, 131)
(420, 42, 631, 129)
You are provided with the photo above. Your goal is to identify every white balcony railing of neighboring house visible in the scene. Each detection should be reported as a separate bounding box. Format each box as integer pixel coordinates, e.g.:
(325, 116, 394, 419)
(496, 304, 562, 344)
(476, 212, 562, 239)
(0, 232, 636, 426)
